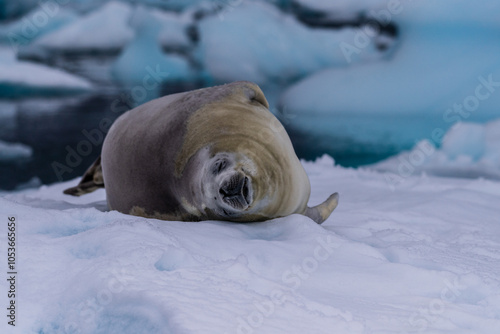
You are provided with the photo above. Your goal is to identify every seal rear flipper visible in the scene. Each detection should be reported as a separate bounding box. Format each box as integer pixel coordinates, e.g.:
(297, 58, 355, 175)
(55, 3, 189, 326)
(303, 192, 339, 224)
(63, 156, 104, 196)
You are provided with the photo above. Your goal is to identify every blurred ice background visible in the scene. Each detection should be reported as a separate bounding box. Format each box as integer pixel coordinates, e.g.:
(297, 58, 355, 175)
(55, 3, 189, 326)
(1, 0, 499, 190)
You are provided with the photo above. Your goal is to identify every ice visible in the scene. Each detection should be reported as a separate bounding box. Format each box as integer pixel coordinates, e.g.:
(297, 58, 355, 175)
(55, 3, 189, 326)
(1, 156, 500, 333)
(0, 140, 32, 161)
(0, 0, 39, 20)
(31, 1, 134, 53)
(0, 6, 77, 47)
(441, 122, 486, 160)
(371, 118, 500, 181)
(293, 0, 387, 21)
(122, 0, 203, 12)
(150, 8, 193, 50)
(0, 47, 92, 97)
(110, 6, 194, 103)
(279, 1, 500, 160)
(198, 1, 380, 86)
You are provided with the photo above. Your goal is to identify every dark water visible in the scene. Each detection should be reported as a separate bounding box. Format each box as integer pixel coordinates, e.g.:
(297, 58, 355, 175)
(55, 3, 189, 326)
(0, 51, 206, 190)
(0, 88, 401, 191)
(0, 93, 122, 189)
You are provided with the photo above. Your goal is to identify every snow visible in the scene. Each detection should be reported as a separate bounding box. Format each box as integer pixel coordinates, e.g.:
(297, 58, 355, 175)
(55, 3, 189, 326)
(31, 1, 134, 53)
(0, 140, 32, 161)
(1, 156, 499, 333)
(371, 118, 500, 181)
(0, 47, 92, 97)
(198, 1, 380, 86)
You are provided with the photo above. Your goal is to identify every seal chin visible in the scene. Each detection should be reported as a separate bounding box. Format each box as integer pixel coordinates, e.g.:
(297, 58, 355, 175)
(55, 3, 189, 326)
(219, 173, 253, 212)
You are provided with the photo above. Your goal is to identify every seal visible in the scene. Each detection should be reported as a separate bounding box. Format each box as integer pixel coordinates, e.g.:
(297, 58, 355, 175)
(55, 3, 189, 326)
(64, 81, 339, 224)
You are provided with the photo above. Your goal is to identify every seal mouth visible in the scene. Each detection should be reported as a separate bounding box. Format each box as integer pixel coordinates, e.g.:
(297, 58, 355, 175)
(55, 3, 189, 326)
(219, 174, 252, 211)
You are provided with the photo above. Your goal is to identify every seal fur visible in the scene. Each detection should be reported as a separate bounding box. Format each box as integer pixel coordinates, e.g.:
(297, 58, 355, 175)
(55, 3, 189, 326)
(64, 81, 339, 224)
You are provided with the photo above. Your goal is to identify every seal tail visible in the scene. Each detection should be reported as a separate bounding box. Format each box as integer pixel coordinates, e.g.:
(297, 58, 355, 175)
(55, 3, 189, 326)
(303, 192, 339, 224)
(63, 156, 104, 196)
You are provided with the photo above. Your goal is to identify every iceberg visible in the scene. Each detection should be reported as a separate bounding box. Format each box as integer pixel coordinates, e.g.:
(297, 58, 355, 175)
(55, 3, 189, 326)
(0, 140, 32, 161)
(122, 0, 203, 12)
(0, 47, 92, 98)
(0, 6, 77, 47)
(150, 8, 193, 51)
(371, 118, 500, 181)
(198, 1, 381, 87)
(31, 1, 134, 53)
(0, 0, 38, 20)
(279, 0, 500, 163)
(293, 0, 387, 22)
(110, 6, 194, 104)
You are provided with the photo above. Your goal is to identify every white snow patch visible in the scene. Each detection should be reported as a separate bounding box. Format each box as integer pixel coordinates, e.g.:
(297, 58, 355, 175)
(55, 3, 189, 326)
(371, 118, 500, 180)
(1, 156, 499, 333)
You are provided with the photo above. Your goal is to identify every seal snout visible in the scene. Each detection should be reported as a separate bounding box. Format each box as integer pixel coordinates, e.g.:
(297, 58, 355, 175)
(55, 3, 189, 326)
(219, 173, 253, 210)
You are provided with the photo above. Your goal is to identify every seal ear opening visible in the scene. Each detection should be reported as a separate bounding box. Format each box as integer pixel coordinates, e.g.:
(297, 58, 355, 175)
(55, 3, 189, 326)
(303, 192, 339, 224)
(240, 82, 269, 109)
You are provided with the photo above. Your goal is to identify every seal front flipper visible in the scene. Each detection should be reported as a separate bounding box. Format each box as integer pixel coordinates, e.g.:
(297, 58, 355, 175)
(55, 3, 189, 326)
(303, 192, 339, 224)
(63, 156, 104, 196)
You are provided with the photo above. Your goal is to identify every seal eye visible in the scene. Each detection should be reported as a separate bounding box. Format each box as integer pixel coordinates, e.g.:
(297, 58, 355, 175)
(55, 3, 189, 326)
(212, 159, 228, 175)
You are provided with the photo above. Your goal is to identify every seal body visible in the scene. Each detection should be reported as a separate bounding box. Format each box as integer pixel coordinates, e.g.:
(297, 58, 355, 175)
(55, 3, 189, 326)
(65, 81, 338, 223)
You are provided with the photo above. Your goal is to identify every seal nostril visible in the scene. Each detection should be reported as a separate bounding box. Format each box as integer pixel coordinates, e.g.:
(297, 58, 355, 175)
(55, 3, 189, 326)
(219, 188, 227, 197)
(242, 177, 249, 203)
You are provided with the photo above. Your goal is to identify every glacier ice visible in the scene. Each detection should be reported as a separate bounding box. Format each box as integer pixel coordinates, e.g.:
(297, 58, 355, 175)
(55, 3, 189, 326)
(0, 139, 32, 161)
(31, 1, 134, 53)
(0, 47, 92, 97)
(198, 1, 381, 86)
(371, 118, 500, 181)
(110, 6, 194, 104)
(279, 0, 500, 163)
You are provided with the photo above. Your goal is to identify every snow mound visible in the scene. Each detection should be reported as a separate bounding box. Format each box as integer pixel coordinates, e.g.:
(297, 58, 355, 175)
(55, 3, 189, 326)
(371, 118, 500, 181)
(1, 157, 500, 333)
(198, 1, 380, 86)
(0, 140, 32, 161)
(0, 48, 91, 97)
(32, 1, 134, 53)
